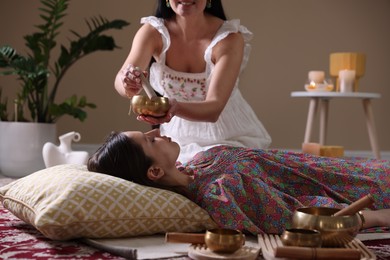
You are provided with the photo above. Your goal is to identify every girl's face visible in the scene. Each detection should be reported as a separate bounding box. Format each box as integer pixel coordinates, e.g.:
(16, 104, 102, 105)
(124, 129, 180, 168)
(168, 0, 207, 16)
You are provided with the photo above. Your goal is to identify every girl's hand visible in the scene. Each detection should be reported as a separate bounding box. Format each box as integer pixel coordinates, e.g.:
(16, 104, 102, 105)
(121, 64, 148, 97)
(137, 98, 178, 125)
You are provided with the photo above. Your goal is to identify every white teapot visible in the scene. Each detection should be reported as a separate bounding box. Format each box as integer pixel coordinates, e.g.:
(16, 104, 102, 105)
(42, 131, 89, 168)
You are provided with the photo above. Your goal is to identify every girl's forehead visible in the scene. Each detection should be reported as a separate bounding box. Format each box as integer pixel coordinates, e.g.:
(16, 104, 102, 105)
(124, 131, 142, 138)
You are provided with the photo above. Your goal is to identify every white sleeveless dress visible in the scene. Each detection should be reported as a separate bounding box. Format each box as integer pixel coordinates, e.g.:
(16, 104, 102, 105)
(141, 16, 271, 163)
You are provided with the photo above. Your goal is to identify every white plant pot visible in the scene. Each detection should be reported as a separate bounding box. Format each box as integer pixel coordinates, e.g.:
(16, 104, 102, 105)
(0, 121, 57, 178)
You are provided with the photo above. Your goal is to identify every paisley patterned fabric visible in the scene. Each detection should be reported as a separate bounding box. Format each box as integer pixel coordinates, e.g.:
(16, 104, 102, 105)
(179, 146, 390, 235)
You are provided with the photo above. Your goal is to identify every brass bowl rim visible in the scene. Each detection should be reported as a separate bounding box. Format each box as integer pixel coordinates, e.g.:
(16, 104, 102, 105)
(296, 206, 357, 218)
(206, 228, 243, 236)
(131, 95, 169, 100)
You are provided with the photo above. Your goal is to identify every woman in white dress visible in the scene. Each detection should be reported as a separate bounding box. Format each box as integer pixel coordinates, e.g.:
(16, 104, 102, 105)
(115, 0, 271, 162)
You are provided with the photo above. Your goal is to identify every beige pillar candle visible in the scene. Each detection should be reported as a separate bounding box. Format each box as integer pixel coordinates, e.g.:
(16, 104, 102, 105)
(339, 69, 356, 92)
(308, 70, 325, 83)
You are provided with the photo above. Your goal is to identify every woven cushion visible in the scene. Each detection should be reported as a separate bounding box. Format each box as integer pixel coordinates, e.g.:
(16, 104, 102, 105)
(0, 164, 216, 240)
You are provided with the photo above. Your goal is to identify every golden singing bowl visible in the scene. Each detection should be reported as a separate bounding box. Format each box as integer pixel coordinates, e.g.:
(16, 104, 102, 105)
(204, 228, 245, 254)
(292, 207, 360, 247)
(281, 228, 322, 248)
(130, 95, 170, 117)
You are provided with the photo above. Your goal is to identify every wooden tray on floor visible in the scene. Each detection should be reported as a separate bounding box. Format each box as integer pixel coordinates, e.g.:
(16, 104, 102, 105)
(258, 234, 376, 260)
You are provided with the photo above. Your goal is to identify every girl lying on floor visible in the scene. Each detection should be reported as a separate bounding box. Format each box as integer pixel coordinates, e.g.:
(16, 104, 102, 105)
(88, 129, 390, 235)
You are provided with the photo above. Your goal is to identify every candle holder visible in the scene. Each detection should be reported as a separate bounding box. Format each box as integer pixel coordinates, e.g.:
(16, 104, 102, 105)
(304, 70, 334, 92)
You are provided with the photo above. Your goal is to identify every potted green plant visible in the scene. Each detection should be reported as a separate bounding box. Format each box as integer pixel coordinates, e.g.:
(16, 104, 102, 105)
(0, 0, 129, 177)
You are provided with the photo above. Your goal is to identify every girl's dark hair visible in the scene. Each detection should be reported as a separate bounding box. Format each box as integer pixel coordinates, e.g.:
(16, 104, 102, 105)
(88, 132, 162, 189)
(155, 0, 227, 20)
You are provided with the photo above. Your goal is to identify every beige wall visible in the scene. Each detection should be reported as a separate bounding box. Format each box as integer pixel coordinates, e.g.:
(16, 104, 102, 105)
(1, 0, 389, 153)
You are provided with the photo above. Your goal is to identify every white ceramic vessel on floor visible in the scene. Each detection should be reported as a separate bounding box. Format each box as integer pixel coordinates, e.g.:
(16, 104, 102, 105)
(0, 121, 56, 178)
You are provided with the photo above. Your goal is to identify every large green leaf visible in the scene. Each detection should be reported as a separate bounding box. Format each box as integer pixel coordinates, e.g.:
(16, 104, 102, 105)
(49, 95, 96, 122)
(56, 18, 129, 70)
(0, 0, 129, 123)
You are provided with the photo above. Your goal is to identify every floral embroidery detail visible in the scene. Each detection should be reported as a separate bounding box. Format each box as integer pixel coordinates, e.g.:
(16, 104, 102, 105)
(161, 71, 206, 101)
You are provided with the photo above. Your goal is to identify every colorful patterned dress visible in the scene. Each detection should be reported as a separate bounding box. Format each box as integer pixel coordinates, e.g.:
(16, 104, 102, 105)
(141, 16, 271, 163)
(177, 146, 390, 235)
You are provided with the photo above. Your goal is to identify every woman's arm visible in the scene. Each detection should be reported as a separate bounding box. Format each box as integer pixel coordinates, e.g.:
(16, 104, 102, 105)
(361, 209, 390, 229)
(179, 32, 245, 122)
(114, 24, 163, 98)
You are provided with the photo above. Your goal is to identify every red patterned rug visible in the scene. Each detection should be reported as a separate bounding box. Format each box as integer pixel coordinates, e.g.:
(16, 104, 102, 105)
(0, 198, 125, 259)
(362, 239, 390, 260)
(1, 177, 390, 259)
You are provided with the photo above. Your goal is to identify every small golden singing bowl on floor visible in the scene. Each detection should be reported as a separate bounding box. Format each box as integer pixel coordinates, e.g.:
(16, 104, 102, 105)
(281, 228, 322, 247)
(130, 95, 170, 117)
(292, 207, 360, 247)
(204, 228, 245, 254)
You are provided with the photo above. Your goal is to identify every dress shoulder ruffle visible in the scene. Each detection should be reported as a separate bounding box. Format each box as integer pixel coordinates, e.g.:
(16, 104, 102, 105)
(205, 19, 253, 75)
(140, 16, 170, 56)
(210, 19, 253, 49)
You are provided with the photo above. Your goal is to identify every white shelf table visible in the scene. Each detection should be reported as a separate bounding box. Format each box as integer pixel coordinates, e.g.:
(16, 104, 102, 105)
(291, 91, 382, 159)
